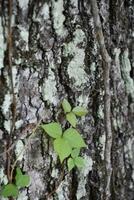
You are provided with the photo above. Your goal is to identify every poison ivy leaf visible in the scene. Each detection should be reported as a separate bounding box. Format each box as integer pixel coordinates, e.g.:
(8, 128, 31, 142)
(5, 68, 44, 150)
(15, 168, 30, 188)
(71, 148, 80, 158)
(66, 112, 77, 127)
(63, 128, 87, 148)
(67, 158, 75, 171)
(1, 184, 19, 198)
(74, 157, 85, 168)
(16, 175, 30, 188)
(62, 99, 71, 113)
(41, 122, 62, 138)
(54, 137, 72, 162)
(72, 106, 88, 116)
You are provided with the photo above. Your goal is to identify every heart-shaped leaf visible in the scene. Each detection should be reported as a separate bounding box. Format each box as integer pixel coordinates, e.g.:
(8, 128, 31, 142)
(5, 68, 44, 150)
(66, 112, 77, 127)
(67, 158, 75, 171)
(1, 184, 19, 198)
(72, 106, 88, 116)
(16, 175, 30, 188)
(62, 99, 71, 113)
(63, 128, 87, 148)
(15, 168, 30, 188)
(54, 137, 72, 162)
(41, 122, 62, 138)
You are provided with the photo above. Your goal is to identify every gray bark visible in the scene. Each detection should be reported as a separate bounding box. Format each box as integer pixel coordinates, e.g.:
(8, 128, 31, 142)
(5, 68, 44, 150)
(0, 0, 134, 200)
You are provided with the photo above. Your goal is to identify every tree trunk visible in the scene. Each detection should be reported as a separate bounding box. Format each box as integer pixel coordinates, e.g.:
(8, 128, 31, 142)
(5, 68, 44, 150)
(0, 0, 134, 200)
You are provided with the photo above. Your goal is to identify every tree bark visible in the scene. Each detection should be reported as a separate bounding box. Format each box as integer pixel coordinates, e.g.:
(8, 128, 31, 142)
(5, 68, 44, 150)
(0, 0, 134, 200)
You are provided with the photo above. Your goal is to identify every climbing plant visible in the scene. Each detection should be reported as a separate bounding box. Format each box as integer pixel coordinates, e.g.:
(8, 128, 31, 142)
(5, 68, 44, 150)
(1, 167, 30, 198)
(41, 99, 88, 171)
(0, 99, 88, 198)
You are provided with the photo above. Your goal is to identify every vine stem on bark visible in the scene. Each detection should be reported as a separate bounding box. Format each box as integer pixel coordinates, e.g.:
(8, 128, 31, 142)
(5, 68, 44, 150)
(6, 0, 16, 191)
(90, 0, 112, 199)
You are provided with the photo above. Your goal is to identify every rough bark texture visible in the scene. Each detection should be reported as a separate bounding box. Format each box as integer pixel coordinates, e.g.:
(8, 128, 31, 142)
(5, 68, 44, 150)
(0, 0, 134, 200)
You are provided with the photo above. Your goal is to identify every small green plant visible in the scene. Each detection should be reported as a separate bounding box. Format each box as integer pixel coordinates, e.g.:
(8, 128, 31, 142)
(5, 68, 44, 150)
(1, 99, 87, 198)
(1, 167, 30, 198)
(41, 99, 88, 171)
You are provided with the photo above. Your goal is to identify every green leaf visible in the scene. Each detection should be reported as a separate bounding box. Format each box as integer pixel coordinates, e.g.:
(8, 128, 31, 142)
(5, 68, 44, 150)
(41, 122, 62, 138)
(16, 175, 30, 188)
(63, 128, 87, 148)
(74, 157, 85, 168)
(16, 173, 30, 188)
(66, 112, 77, 127)
(54, 137, 72, 162)
(15, 167, 30, 188)
(1, 184, 19, 198)
(71, 148, 80, 158)
(62, 99, 71, 113)
(67, 158, 75, 171)
(72, 106, 88, 116)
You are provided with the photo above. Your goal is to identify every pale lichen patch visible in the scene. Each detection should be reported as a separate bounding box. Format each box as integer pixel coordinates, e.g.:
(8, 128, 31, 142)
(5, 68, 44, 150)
(18, 26, 29, 50)
(28, 170, 45, 199)
(52, 0, 67, 37)
(113, 48, 122, 80)
(42, 68, 58, 105)
(64, 29, 89, 89)
(0, 18, 5, 71)
(12, 66, 19, 94)
(15, 140, 25, 161)
(98, 105, 104, 119)
(77, 94, 89, 107)
(15, 120, 23, 129)
(124, 137, 134, 161)
(26, 107, 38, 124)
(90, 62, 96, 72)
(41, 3, 50, 20)
(132, 171, 134, 182)
(15, 58, 22, 65)
(2, 93, 11, 116)
(76, 155, 93, 199)
(121, 49, 134, 99)
(18, 0, 29, 10)
(71, 0, 78, 8)
(17, 190, 28, 200)
(51, 168, 58, 178)
(0, 168, 8, 185)
(56, 178, 69, 200)
(114, 48, 121, 63)
(4, 120, 11, 133)
(2, 92, 12, 133)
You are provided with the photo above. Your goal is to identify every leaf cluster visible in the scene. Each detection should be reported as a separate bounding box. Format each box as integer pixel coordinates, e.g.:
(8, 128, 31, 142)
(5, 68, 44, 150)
(62, 99, 88, 127)
(1, 168, 30, 198)
(41, 99, 88, 171)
